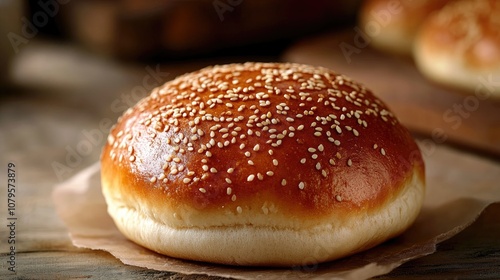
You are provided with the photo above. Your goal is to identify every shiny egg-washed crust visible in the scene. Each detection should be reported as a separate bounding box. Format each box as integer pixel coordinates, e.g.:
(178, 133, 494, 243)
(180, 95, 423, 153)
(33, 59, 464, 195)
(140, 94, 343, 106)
(413, 0, 500, 95)
(101, 62, 425, 266)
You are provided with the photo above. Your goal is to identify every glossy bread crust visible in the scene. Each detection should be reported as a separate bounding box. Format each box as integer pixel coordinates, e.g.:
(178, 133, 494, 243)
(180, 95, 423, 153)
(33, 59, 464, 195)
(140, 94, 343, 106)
(101, 62, 425, 265)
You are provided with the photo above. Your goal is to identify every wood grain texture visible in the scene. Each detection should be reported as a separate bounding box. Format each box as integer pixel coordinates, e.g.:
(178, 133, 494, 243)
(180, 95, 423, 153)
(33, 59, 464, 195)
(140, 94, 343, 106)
(283, 30, 500, 156)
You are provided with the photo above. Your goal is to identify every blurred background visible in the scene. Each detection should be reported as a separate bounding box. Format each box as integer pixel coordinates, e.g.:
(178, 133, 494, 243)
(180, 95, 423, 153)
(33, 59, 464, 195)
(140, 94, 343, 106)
(1, 1, 500, 278)
(0, 0, 361, 182)
(2, 0, 500, 182)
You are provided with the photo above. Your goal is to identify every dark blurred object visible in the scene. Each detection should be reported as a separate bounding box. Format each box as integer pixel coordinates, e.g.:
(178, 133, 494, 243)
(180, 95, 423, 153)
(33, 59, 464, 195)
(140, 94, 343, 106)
(57, 0, 361, 59)
(0, 0, 24, 87)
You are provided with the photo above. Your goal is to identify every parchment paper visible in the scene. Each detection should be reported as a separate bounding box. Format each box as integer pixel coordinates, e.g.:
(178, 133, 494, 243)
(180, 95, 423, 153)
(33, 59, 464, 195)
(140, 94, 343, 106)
(52, 142, 500, 279)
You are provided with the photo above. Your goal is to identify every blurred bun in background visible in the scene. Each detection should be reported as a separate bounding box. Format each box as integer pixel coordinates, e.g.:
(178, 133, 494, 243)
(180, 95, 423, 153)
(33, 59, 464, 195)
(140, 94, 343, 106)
(358, 0, 451, 55)
(413, 0, 500, 96)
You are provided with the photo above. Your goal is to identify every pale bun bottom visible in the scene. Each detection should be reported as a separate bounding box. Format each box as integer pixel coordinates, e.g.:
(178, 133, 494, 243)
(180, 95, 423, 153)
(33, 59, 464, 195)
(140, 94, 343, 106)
(105, 171, 424, 267)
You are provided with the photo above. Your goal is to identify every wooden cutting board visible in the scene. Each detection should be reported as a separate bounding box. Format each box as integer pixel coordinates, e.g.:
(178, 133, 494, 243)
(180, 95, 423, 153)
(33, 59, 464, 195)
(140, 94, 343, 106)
(283, 30, 500, 156)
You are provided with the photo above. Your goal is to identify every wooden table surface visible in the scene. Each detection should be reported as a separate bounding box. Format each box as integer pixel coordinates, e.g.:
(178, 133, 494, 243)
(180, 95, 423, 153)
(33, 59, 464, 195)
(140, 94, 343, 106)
(1, 41, 499, 279)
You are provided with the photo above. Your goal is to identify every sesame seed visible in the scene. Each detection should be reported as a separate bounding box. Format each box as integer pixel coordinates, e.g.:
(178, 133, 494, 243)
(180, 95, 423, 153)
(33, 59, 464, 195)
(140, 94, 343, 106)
(266, 171, 274, 176)
(199, 188, 206, 193)
(373, 144, 378, 149)
(257, 173, 264, 180)
(183, 178, 192, 184)
(300, 158, 306, 164)
(227, 168, 234, 173)
(321, 170, 327, 178)
(210, 167, 218, 173)
(329, 159, 336, 165)
(225, 178, 232, 184)
(253, 144, 260, 151)
(248, 160, 254, 165)
(202, 165, 209, 171)
(227, 187, 232, 195)
(150, 177, 157, 183)
(245, 151, 251, 157)
(312, 154, 318, 159)
(347, 159, 353, 166)
(308, 147, 316, 153)
(318, 144, 324, 152)
(231, 194, 237, 201)
(129, 155, 135, 162)
(236, 206, 243, 214)
(298, 182, 305, 189)
(314, 132, 322, 137)
(336, 195, 343, 202)
(316, 162, 321, 170)
(247, 174, 255, 182)
(381, 148, 386, 156)
(273, 159, 279, 166)
(281, 179, 287, 186)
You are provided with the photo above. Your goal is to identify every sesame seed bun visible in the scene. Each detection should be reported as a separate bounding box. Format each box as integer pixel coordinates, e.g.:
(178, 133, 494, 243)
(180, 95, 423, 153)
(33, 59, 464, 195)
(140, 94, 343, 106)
(101, 62, 425, 266)
(359, 0, 451, 55)
(413, 0, 500, 96)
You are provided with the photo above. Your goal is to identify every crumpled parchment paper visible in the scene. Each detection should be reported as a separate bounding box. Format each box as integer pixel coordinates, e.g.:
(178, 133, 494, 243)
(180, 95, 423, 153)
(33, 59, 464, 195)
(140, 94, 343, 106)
(52, 142, 500, 279)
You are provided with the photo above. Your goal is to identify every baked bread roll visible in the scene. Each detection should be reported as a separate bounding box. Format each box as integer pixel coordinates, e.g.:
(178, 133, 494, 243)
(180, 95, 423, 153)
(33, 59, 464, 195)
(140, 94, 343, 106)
(359, 0, 450, 55)
(101, 62, 425, 266)
(413, 0, 500, 95)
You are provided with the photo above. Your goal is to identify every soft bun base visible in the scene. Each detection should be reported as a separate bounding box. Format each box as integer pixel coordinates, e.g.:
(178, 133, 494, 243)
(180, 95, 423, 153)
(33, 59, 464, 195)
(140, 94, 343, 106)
(103, 167, 424, 266)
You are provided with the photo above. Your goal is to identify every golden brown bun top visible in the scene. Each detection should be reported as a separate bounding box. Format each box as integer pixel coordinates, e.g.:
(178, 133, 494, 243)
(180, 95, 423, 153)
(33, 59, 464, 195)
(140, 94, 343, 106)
(101, 63, 424, 219)
(418, 0, 500, 69)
